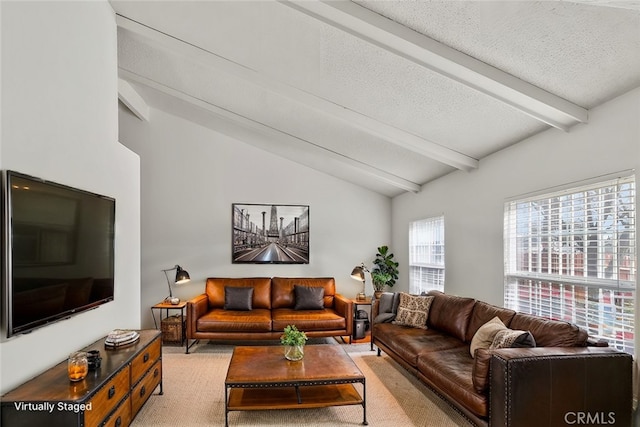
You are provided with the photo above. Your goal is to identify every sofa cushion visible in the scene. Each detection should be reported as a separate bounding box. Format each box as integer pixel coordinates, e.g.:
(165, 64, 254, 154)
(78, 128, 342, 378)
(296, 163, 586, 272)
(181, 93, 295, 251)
(465, 300, 516, 342)
(417, 346, 488, 418)
(509, 313, 588, 347)
(392, 293, 433, 329)
(471, 348, 493, 394)
(427, 290, 476, 342)
(490, 329, 536, 349)
(469, 316, 506, 358)
(271, 277, 335, 309)
(374, 323, 466, 367)
(293, 285, 325, 310)
(206, 278, 272, 310)
(224, 286, 253, 311)
(196, 308, 272, 332)
(272, 308, 346, 331)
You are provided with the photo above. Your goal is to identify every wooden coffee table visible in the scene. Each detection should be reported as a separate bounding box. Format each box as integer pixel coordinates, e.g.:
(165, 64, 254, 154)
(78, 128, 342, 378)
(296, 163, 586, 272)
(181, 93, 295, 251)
(224, 344, 367, 426)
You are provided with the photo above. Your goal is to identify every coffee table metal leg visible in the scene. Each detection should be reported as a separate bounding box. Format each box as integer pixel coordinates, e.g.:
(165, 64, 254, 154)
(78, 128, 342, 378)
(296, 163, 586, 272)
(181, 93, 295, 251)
(224, 386, 229, 427)
(295, 385, 302, 404)
(362, 379, 368, 425)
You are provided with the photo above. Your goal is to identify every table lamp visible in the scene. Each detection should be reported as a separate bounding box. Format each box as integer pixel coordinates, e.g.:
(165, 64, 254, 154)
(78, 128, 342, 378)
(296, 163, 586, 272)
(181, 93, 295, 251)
(350, 263, 369, 301)
(162, 265, 190, 304)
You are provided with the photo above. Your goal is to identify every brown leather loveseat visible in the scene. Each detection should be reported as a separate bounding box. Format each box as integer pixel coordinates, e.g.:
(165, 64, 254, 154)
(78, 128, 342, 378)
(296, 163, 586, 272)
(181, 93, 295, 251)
(186, 277, 352, 352)
(372, 290, 633, 427)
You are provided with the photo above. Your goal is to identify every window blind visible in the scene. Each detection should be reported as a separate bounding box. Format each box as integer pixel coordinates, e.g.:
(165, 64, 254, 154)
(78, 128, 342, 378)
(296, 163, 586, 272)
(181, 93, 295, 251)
(504, 174, 636, 353)
(409, 216, 445, 294)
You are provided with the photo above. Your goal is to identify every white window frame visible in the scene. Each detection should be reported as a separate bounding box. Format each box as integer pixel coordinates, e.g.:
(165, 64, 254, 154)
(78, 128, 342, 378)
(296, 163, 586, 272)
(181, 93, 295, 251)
(409, 216, 445, 294)
(504, 174, 636, 354)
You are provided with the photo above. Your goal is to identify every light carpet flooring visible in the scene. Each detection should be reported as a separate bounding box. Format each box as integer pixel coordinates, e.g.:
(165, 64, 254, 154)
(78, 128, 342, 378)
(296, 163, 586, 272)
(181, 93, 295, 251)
(131, 340, 473, 426)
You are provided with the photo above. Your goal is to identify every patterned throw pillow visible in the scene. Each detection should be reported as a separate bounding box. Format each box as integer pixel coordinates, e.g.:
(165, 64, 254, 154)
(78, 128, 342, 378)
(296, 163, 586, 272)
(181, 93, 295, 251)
(489, 328, 536, 349)
(392, 293, 433, 329)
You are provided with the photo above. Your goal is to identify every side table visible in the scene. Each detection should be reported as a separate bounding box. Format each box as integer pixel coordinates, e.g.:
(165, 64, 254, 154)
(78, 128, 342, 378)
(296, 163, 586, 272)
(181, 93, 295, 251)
(352, 297, 372, 347)
(151, 300, 187, 352)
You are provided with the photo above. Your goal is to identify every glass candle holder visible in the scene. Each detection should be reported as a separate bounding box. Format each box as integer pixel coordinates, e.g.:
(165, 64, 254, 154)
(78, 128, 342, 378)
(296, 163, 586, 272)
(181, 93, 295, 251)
(68, 351, 88, 382)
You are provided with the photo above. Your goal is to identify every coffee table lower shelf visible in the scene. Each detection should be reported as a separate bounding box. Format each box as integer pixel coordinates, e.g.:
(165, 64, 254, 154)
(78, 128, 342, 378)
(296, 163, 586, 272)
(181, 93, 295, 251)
(225, 383, 367, 425)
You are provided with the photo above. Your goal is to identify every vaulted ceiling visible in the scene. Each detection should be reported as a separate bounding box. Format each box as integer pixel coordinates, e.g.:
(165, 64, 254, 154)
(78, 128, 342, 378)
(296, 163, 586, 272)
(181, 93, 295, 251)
(112, 1, 640, 197)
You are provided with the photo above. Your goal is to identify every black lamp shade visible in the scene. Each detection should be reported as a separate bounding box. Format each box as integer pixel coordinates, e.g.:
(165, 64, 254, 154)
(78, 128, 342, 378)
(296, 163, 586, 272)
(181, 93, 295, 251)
(175, 266, 190, 284)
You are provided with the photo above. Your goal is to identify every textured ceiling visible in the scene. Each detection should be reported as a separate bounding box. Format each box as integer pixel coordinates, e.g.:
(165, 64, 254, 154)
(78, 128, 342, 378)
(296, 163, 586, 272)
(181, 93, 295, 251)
(112, 0, 640, 197)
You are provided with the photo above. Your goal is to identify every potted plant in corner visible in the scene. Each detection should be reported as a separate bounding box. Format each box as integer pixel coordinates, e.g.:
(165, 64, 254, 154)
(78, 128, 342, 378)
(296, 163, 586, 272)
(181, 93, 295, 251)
(281, 325, 308, 361)
(371, 245, 399, 299)
(371, 271, 392, 299)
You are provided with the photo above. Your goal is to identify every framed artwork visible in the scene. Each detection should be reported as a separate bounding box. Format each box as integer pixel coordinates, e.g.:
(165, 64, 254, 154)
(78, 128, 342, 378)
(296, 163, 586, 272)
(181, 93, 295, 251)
(232, 203, 309, 264)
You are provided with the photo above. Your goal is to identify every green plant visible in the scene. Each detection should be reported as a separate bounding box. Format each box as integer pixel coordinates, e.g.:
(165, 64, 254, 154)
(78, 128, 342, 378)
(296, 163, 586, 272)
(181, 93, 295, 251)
(371, 245, 399, 289)
(280, 325, 308, 346)
(371, 271, 393, 291)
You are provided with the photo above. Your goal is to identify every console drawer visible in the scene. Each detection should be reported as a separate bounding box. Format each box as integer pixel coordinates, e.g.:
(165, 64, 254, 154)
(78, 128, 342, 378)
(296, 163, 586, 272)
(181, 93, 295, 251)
(131, 337, 160, 385)
(86, 365, 130, 427)
(102, 395, 132, 427)
(131, 360, 162, 416)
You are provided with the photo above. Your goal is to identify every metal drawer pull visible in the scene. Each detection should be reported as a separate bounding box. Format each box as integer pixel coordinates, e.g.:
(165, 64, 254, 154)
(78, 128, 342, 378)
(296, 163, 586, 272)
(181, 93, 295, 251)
(143, 353, 150, 363)
(140, 385, 146, 398)
(154, 368, 159, 377)
(115, 416, 122, 427)
(108, 385, 116, 399)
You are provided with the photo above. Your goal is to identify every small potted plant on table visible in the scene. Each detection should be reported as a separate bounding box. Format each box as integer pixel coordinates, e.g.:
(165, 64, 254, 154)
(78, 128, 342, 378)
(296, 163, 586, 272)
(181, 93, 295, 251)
(281, 325, 308, 361)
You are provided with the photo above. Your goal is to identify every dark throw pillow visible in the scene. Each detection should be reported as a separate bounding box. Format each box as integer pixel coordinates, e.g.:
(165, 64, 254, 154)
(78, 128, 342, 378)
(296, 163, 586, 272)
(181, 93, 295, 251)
(378, 292, 401, 315)
(293, 285, 325, 310)
(373, 313, 396, 324)
(224, 286, 254, 311)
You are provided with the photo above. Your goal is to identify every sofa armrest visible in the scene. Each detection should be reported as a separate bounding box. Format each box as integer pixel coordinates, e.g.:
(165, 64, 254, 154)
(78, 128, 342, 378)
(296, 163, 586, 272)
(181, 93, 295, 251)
(371, 298, 380, 319)
(489, 347, 632, 427)
(333, 294, 354, 335)
(186, 294, 208, 338)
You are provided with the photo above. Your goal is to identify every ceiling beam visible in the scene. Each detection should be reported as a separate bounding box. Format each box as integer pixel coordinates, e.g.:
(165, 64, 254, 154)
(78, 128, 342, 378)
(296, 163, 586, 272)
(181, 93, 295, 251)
(565, 0, 640, 11)
(118, 78, 150, 121)
(116, 14, 478, 172)
(119, 69, 422, 194)
(282, 0, 589, 131)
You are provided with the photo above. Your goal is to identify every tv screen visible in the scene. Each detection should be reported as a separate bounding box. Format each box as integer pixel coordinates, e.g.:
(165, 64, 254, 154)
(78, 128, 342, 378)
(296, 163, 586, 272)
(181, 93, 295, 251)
(2, 171, 115, 337)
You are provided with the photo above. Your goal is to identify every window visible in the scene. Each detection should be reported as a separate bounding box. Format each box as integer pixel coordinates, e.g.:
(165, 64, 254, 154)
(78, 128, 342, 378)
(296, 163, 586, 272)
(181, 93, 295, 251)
(504, 174, 636, 354)
(409, 216, 445, 294)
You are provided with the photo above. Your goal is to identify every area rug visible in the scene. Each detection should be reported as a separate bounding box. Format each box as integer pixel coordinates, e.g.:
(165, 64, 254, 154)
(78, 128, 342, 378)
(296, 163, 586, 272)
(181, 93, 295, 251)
(131, 340, 473, 426)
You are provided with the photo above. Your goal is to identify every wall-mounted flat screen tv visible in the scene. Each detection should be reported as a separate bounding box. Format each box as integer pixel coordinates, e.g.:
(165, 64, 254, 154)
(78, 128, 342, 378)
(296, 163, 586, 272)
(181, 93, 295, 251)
(2, 171, 115, 337)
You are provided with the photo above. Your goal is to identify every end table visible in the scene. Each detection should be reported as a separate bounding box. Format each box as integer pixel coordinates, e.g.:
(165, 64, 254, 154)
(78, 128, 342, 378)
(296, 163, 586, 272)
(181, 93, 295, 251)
(351, 297, 372, 348)
(151, 300, 187, 352)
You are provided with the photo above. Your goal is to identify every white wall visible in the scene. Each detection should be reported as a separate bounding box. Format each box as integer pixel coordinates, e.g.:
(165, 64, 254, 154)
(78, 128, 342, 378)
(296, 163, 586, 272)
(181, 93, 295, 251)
(118, 106, 391, 328)
(0, 1, 140, 393)
(391, 87, 640, 331)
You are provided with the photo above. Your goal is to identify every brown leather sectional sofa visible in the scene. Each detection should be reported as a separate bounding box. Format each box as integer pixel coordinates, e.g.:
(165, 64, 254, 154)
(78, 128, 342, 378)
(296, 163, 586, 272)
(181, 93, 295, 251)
(186, 277, 353, 352)
(372, 290, 633, 427)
